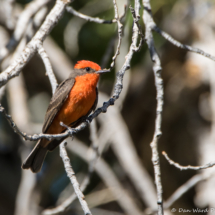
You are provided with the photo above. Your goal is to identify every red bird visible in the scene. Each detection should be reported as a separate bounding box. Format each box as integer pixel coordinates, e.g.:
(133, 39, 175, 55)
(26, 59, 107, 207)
(22, 60, 107, 173)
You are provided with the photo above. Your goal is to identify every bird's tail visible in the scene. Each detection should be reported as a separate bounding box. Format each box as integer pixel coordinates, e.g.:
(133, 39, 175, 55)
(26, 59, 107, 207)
(22, 140, 48, 173)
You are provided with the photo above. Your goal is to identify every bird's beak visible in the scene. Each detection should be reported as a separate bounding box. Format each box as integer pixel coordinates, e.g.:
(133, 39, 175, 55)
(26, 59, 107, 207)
(96, 69, 110, 74)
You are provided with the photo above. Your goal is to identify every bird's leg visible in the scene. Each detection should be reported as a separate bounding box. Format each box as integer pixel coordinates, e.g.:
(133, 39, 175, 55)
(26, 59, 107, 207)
(60, 122, 75, 140)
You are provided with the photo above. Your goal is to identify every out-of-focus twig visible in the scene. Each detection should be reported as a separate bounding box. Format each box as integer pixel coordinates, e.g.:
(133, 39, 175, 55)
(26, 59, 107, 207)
(44, 37, 74, 80)
(0, 86, 5, 101)
(0, 0, 52, 62)
(43, 137, 144, 215)
(164, 172, 214, 209)
(0, 0, 72, 88)
(162, 151, 215, 171)
(143, 0, 164, 214)
(98, 92, 157, 209)
(7, 74, 37, 215)
(59, 141, 92, 215)
(0, 0, 15, 30)
(68, 139, 144, 215)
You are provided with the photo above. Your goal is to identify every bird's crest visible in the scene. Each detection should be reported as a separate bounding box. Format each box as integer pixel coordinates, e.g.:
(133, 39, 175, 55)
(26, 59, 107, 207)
(74, 60, 101, 71)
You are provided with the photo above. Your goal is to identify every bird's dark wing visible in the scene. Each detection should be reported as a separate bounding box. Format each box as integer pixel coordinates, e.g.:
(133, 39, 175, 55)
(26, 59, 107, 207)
(42, 77, 75, 133)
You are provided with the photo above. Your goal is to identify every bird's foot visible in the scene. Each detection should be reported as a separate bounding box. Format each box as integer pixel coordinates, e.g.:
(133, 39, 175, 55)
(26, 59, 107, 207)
(60, 122, 75, 140)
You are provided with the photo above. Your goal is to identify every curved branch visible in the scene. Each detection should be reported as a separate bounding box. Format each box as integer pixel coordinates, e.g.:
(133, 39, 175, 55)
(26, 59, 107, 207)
(162, 151, 215, 171)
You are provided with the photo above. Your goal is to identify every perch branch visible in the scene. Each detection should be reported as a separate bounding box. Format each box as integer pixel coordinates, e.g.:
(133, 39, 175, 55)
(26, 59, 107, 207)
(0, 5, 143, 146)
(43, 121, 100, 214)
(60, 141, 92, 215)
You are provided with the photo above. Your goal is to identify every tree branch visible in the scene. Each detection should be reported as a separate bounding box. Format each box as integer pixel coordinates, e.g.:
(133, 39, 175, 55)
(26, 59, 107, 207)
(59, 141, 92, 215)
(162, 151, 215, 171)
(143, 1, 164, 214)
(37, 43, 58, 94)
(153, 26, 215, 62)
(66, 6, 116, 24)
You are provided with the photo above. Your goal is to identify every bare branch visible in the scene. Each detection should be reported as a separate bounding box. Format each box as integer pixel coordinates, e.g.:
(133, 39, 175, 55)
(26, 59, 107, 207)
(141, 2, 215, 63)
(109, 0, 123, 70)
(153, 26, 215, 62)
(66, 6, 115, 24)
(60, 141, 92, 215)
(0, 0, 72, 88)
(37, 43, 58, 94)
(143, 0, 164, 214)
(162, 151, 215, 171)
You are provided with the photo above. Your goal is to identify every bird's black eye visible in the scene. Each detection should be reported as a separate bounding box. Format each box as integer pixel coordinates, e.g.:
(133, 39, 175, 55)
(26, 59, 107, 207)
(86, 67, 90, 72)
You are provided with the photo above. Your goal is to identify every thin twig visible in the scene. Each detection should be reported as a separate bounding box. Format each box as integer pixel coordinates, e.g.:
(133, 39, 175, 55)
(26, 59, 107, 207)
(37, 43, 58, 94)
(153, 26, 215, 62)
(109, 0, 123, 70)
(143, 0, 164, 214)
(66, 6, 116, 24)
(162, 151, 215, 171)
(60, 141, 92, 215)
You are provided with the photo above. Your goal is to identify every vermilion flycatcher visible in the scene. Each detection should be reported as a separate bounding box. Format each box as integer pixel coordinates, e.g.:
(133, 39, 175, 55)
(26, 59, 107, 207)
(22, 60, 107, 173)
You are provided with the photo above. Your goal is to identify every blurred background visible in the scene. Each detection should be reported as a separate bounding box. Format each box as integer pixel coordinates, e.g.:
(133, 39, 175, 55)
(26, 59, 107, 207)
(0, 0, 215, 214)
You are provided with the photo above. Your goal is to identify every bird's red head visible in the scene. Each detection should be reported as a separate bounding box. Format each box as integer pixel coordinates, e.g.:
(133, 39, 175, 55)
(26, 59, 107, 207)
(74, 60, 101, 71)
